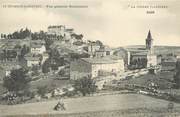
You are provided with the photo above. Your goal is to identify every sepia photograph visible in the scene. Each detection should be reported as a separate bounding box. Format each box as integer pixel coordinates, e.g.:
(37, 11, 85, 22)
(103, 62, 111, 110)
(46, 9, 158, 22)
(0, 0, 180, 117)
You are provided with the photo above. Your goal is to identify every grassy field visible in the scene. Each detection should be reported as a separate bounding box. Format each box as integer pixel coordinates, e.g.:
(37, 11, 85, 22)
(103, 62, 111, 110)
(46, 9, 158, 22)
(30, 78, 70, 90)
(3, 109, 180, 117)
(0, 83, 6, 95)
(0, 94, 180, 117)
(120, 71, 175, 89)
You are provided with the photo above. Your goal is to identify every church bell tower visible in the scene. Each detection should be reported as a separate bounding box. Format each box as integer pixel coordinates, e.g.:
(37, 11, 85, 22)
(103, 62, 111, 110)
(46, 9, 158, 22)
(146, 30, 153, 50)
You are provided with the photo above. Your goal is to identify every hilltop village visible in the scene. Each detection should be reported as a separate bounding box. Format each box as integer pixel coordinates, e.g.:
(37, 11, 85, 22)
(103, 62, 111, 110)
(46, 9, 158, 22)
(0, 25, 180, 105)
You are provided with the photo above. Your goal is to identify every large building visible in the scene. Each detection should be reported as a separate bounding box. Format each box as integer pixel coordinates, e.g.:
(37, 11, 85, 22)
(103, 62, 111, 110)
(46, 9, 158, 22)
(48, 25, 66, 36)
(70, 56, 124, 80)
(126, 30, 159, 68)
(47, 25, 74, 39)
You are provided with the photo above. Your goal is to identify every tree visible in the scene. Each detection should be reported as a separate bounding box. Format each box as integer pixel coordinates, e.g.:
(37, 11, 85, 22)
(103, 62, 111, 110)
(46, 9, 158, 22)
(1, 34, 4, 39)
(37, 86, 48, 97)
(14, 44, 21, 49)
(50, 48, 64, 67)
(174, 68, 180, 89)
(167, 102, 174, 112)
(42, 60, 50, 74)
(22, 28, 31, 39)
(69, 52, 90, 61)
(51, 64, 59, 71)
(50, 48, 60, 59)
(70, 53, 80, 60)
(45, 38, 54, 50)
(1, 50, 7, 61)
(31, 32, 38, 40)
(31, 65, 40, 76)
(71, 33, 83, 40)
(73, 76, 96, 96)
(174, 61, 180, 88)
(12, 31, 19, 39)
(7, 34, 12, 39)
(58, 69, 65, 76)
(39, 30, 46, 40)
(3, 34, 7, 39)
(3, 68, 30, 94)
(95, 40, 103, 46)
(57, 35, 63, 40)
(73, 41, 83, 46)
(11, 28, 31, 39)
(176, 61, 180, 70)
(20, 45, 30, 58)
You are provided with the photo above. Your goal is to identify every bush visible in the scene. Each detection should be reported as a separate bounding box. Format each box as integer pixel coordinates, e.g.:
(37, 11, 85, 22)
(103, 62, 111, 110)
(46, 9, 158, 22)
(73, 76, 97, 96)
(58, 69, 65, 76)
(64, 91, 76, 97)
(3, 68, 30, 93)
(37, 86, 48, 97)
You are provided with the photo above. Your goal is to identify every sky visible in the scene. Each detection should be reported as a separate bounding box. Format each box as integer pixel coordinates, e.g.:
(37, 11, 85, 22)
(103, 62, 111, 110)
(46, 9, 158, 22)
(0, 0, 180, 47)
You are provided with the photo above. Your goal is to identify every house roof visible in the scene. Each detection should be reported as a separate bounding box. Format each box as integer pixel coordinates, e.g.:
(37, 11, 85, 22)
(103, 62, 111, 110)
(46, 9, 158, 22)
(95, 45, 112, 52)
(2, 64, 21, 70)
(42, 52, 49, 56)
(131, 51, 148, 56)
(147, 30, 153, 39)
(24, 53, 41, 61)
(48, 25, 65, 29)
(162, 56, 177, 63)
(95, 47, 106, 52)
(31, 40, 45, 44)
(65, 29, 74, 32)
(126, 48, 148, 53)
(81, 56, 123, 64)
(31, 44, 44, 48)
(87, 42, 101, 46)
(25, 57, 40, 61)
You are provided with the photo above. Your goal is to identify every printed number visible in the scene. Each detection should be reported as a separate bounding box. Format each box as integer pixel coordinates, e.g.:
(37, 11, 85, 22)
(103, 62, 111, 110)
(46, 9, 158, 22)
(147, 11, 155, 14)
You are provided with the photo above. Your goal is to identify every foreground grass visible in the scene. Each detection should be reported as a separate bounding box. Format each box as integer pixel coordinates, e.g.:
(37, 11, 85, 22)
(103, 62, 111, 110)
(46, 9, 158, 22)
(1, 94, 180, 117)
(3, 108, 180, 117)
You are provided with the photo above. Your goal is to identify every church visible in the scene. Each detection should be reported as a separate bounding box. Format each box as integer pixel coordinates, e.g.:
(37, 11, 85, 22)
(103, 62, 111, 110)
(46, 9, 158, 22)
(125, 30, 160, 69)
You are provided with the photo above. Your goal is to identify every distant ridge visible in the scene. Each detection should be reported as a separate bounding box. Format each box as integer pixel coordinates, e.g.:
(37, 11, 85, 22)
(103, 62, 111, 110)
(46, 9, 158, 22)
(115, 45, 180, 55)
(124, 45, 180, 48)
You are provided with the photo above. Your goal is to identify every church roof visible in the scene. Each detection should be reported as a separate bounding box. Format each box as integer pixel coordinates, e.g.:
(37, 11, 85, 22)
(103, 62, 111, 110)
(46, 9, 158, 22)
(131, 51, 148, 56)
(147, 30, 152, 39)
(81, 56, 123, 64)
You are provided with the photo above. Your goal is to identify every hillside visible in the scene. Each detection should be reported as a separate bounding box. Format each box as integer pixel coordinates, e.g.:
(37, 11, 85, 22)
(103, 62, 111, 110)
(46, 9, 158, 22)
(123, 45, 180, 55)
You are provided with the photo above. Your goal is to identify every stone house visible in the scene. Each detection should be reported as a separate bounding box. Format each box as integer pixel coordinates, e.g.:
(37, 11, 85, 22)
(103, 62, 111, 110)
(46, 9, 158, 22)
(70, 56, 124, 80)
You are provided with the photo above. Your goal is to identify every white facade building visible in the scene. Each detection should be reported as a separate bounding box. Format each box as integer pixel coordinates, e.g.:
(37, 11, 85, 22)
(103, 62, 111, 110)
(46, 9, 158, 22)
(31, 44, 46, 55)
(87, 43, 101, 54)
(70, 56, 124, 80)
(176, 55, 180, 59)
(41, 53, 49, 64)
(147, 54, 157, 67)
(25, 56, 40, 67)
(48, 25, 66, 36)
(47, 25, 74, 38)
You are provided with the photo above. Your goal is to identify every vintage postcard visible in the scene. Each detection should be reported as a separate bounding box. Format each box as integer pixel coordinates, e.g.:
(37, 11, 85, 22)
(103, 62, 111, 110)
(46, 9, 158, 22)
(0, 0, 180, 117)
